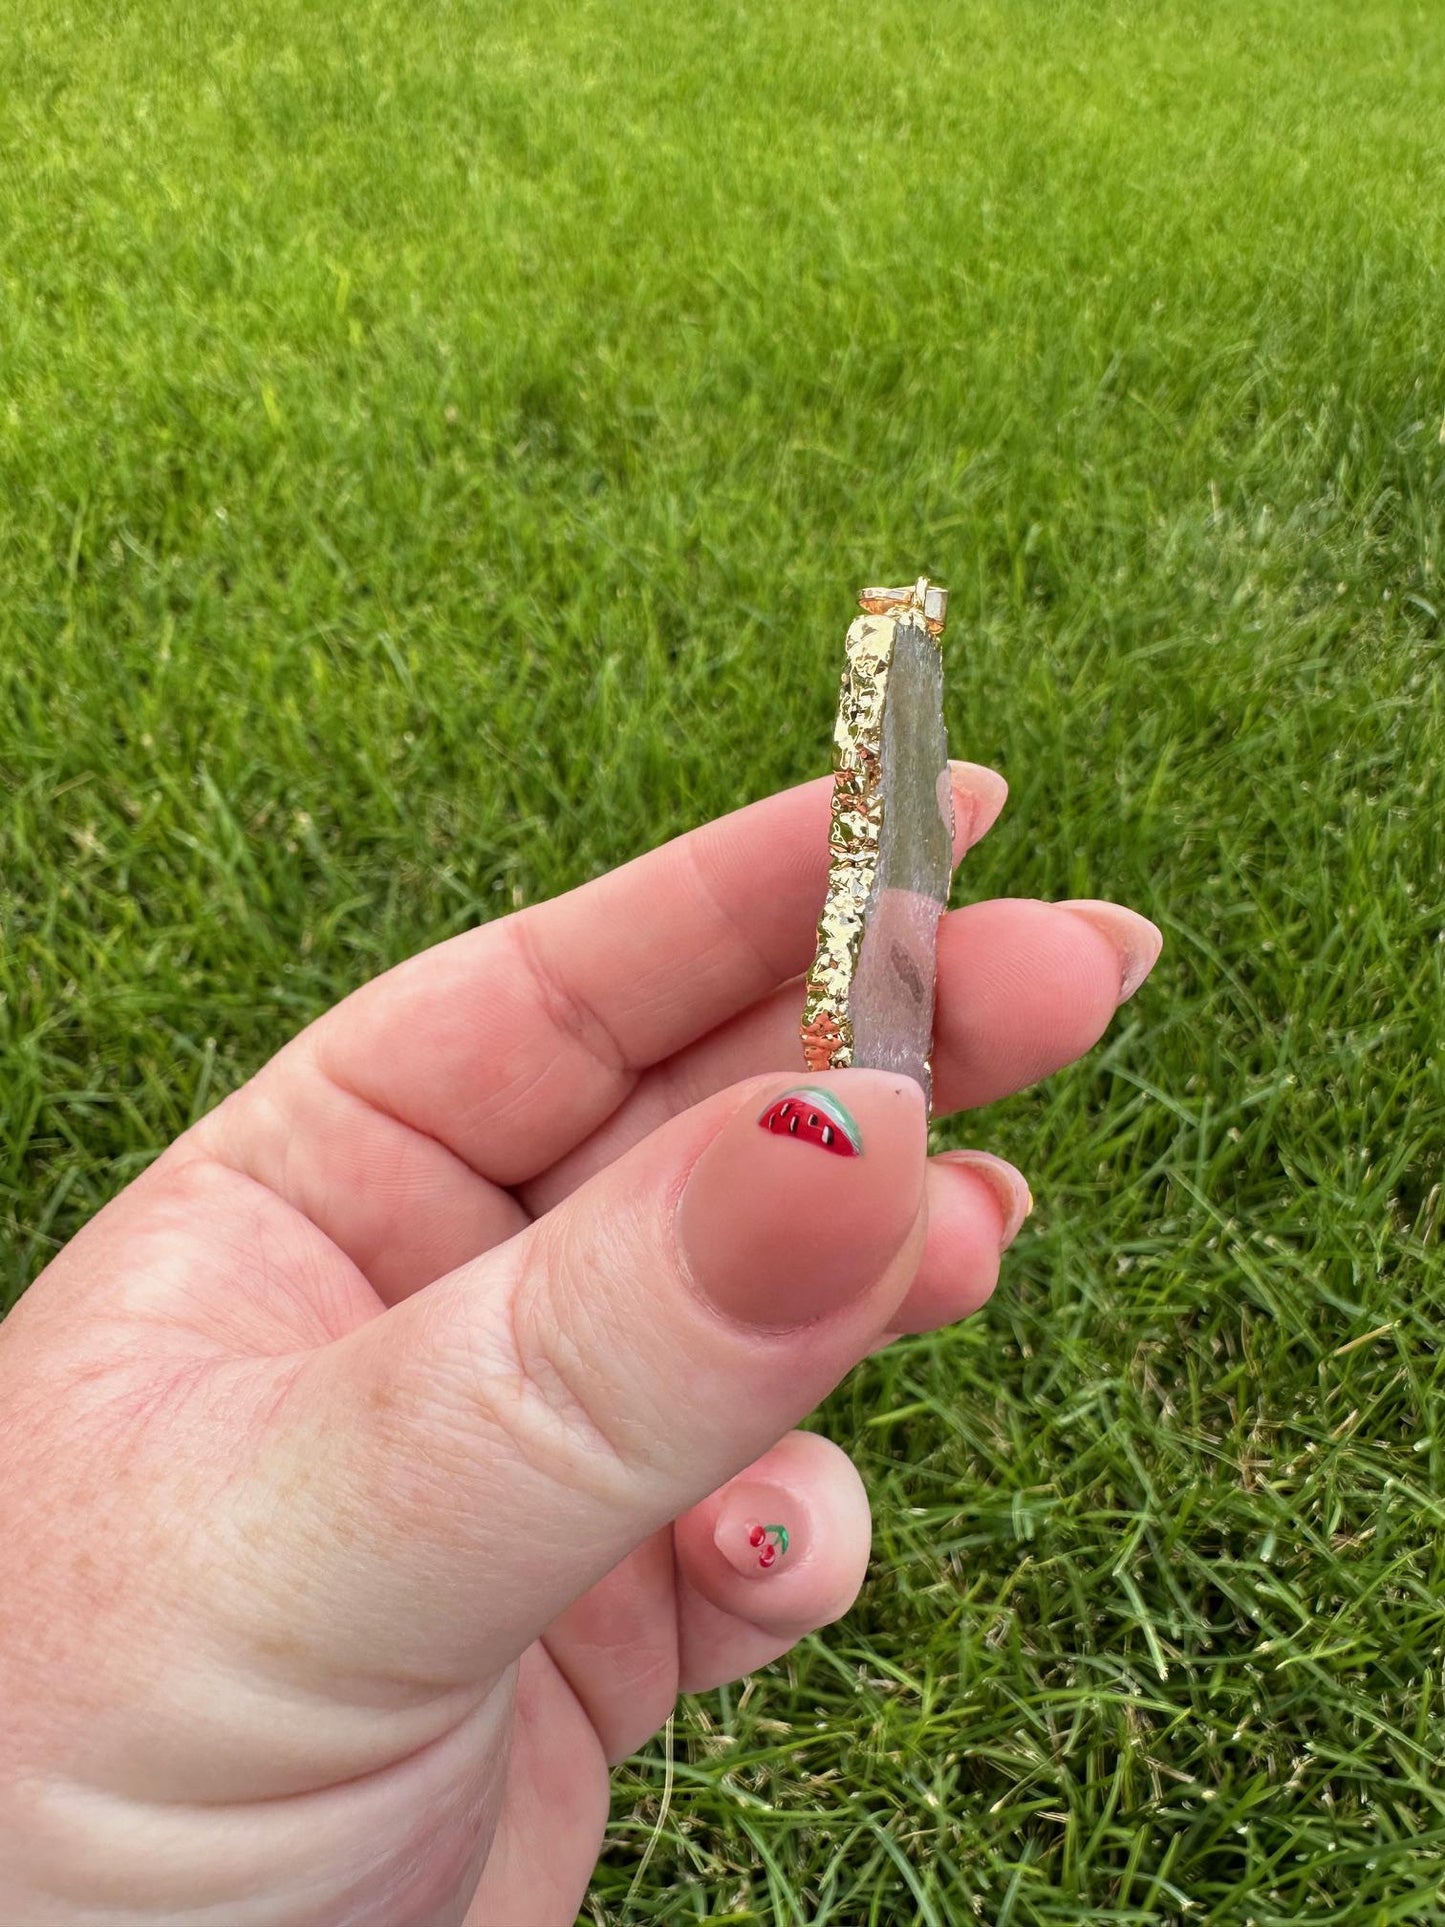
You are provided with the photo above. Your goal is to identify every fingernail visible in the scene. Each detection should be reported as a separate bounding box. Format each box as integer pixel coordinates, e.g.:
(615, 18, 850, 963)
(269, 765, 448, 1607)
(714, 1485, 799, 1579)
(676, 1070, 927, 1330)
(938, 1150, 1034, 1249)
(948, 760, 1008, 857)
(1056, 900, 1163, 1002)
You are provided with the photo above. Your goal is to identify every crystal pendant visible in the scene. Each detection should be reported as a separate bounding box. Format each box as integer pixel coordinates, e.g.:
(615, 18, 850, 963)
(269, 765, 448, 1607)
(800, 578, 953, 1115)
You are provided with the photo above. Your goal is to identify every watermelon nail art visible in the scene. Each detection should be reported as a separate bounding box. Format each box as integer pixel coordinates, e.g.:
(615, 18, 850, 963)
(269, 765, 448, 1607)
(756, 1086, 863, 1157)
(742, 1519, 790, 1571)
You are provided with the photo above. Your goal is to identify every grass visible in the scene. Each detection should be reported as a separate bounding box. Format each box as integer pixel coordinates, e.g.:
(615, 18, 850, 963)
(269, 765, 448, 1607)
(2, 0, 1442, 1918)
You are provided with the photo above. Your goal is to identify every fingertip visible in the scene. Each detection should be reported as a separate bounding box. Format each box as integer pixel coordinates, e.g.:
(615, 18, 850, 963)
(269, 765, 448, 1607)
(936, 1150, 1033, 1249)
(1055, 899, 1163, 1002)
(675, 1433, 872, 1634)
(885, 1149, 1019, 1334)
(949, 761, 1009, 859)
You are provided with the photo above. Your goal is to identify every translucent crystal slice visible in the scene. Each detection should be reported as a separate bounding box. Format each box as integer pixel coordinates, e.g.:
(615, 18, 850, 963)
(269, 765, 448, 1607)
(800, 581, 954, 1112)
(846, 614, 952, 1109)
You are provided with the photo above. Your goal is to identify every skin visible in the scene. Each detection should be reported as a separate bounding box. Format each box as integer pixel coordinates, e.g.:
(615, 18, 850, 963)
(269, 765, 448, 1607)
(0, 763, 1161, 1926)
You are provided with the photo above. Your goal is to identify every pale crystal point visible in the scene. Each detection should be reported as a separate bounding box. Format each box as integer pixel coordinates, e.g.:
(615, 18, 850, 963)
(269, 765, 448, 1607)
(845, 614, 952, 1110)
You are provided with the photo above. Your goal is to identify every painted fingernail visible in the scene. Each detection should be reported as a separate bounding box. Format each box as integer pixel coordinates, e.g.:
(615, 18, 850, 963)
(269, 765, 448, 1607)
(744, 1519, 790, 1570)
(756, 1086, 864, 1156)
(1056, 900, 1164, 1002)
(715, 1489, 800, 1579)
(677, 1071, 925, 1329)
(948, 760, 1009, 855)
(939, 1150, 1034, 1249)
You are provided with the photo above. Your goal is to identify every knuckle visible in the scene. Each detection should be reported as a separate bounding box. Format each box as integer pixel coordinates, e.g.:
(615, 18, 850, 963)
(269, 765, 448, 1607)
(504, 911, 631, 1082)
(501, 1288, 635, 1492)
(453, 1233, 657, 1512)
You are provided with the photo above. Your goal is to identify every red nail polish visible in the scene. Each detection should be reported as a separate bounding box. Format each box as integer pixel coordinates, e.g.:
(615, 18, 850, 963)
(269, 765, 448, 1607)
(748, 1522, 789, 1570)
(756, 1087, 864, 1156)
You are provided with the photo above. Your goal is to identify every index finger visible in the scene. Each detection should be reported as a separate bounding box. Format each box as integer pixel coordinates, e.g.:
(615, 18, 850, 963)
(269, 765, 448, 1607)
(306, 762, 1007, 1187)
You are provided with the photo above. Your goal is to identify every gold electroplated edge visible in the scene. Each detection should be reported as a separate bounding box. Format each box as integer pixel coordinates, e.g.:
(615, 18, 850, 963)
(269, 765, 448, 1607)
(800, 577, 948, 1076)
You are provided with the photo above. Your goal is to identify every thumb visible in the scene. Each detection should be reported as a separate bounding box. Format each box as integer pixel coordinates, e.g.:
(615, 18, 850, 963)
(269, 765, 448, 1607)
(261, 1070, 927, 1688)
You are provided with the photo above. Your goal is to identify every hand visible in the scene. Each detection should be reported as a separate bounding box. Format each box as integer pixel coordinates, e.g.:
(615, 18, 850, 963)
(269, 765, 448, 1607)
(0, 764, 1161, 1926)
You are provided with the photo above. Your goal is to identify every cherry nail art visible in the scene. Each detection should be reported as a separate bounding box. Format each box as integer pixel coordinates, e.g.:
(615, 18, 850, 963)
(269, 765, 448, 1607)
(742, 1519, 790, 1570)
(756, 1086, 863, 1157)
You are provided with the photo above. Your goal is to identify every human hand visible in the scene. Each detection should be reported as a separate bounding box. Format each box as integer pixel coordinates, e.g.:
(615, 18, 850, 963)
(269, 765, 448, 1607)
(0, 764, 1161, 1925)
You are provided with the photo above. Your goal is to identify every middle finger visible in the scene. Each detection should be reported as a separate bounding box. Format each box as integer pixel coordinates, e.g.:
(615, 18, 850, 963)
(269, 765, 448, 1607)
(520, 893, 1159, 1216)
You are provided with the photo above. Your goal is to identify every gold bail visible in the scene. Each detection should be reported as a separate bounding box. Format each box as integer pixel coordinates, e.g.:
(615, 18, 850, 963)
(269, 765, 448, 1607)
(856, 576, 948, 637)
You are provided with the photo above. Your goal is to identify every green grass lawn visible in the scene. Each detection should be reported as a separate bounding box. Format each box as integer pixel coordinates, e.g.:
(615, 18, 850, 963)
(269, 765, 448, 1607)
(3, 0, 1443, 1917)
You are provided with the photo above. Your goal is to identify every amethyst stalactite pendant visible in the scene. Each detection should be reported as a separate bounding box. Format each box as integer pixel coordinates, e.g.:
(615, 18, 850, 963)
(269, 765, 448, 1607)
(799, 578, 953, 1119)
